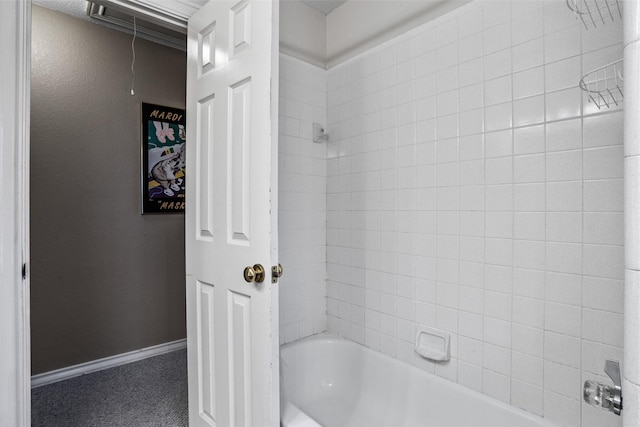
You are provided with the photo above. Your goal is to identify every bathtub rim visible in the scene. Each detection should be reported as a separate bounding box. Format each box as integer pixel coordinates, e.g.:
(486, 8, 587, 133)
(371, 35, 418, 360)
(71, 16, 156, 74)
(280, 333, 562, 427)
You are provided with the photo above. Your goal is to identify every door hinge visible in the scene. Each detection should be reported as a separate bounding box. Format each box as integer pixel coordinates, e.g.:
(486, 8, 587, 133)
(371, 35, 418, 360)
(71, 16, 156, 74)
(21, 263, 26, 279)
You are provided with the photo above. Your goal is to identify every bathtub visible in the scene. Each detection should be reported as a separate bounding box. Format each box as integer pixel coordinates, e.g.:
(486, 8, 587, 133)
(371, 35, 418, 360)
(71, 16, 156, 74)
(280, 334, 558, 427)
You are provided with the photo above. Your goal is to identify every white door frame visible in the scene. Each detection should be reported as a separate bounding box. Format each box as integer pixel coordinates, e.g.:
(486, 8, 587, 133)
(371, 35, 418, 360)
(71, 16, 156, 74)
(0, 0, 31, 425)
(0, 1, 259, 425)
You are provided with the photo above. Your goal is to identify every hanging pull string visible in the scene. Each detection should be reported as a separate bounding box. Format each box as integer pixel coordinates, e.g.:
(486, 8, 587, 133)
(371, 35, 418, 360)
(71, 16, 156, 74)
(130, 16, 137, 96)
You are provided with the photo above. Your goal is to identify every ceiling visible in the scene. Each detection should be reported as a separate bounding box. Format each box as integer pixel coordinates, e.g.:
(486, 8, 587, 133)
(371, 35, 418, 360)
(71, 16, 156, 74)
(32, 0, 464, 67)
(299, 0, 347, 14)
(32, 0, 196, 50)
(32, 0, 347, 50)
(34, 0, 348, 19)
(33, 0, 90, 21)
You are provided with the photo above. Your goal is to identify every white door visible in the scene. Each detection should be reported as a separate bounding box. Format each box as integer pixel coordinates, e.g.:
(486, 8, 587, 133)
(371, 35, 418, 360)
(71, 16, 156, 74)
(185, 0, 280, 426)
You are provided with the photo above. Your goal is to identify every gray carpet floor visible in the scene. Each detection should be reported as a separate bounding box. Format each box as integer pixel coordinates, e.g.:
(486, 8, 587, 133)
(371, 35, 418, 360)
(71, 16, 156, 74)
(31, 349, 188, 427)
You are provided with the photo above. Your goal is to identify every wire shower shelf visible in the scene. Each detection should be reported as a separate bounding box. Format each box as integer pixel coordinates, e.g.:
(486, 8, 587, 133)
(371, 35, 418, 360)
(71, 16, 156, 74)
(566, 0, 622, 29)
(580, 59, 624, 109)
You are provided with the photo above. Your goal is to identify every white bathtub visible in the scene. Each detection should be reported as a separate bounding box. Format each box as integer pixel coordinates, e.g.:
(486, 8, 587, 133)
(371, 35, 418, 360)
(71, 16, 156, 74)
(280, 334, 558, 427)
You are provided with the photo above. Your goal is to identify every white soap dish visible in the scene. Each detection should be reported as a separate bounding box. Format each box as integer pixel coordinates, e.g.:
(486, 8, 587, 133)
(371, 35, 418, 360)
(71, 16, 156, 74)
(415, 327, 450, 362)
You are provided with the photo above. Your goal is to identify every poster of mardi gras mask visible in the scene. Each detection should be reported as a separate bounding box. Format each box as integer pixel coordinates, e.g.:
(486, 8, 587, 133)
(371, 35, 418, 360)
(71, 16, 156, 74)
(141, 102, 186, 214)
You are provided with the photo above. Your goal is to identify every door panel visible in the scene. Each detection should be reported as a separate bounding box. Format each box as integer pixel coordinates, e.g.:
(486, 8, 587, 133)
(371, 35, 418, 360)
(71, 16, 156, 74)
(196, 280, 216, 425)
(186, 0, 279, 426)
(228, 290, 251, 426)
(196, 96, 215, 241)
(228, 77, 251, 244)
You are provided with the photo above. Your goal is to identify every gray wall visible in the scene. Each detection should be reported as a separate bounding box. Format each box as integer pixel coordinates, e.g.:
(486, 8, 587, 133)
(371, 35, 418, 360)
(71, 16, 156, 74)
(31, 5, 186, 375)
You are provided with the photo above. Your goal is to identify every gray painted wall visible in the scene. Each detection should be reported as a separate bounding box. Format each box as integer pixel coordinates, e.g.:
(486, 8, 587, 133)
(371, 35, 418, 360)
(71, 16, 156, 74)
(31, 5, 186, 375)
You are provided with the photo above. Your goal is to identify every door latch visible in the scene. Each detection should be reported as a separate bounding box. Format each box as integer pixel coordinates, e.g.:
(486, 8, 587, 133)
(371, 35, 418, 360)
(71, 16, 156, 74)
(271, 264, 283, 283)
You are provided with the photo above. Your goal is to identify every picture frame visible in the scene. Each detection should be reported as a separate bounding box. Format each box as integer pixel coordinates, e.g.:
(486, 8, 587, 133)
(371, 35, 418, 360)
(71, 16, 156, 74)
(141, 102, 186, 214)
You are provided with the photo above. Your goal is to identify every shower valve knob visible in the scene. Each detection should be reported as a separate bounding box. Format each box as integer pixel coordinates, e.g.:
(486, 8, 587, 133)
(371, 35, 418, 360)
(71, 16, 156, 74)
(243, 264, 265, 284)
(584, 359, 623, 416)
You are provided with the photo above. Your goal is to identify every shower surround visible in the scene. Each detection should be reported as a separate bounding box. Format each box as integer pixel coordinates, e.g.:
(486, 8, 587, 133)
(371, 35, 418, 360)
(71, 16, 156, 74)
(279, 54, 328, 345)
(279, 0, 626, 426)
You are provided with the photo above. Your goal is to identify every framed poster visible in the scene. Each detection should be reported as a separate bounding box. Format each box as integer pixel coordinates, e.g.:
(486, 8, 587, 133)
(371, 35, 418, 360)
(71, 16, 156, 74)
(141, 102, 186, 213)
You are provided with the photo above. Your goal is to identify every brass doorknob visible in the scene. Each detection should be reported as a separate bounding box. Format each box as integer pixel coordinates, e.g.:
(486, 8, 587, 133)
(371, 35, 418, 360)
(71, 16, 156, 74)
(244, 264, 265, 283)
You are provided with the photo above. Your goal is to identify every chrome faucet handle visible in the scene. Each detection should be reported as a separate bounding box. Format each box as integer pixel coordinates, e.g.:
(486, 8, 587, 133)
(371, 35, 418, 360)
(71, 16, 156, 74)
(604, 359, 621, 389)
(584, 359, 623, 416)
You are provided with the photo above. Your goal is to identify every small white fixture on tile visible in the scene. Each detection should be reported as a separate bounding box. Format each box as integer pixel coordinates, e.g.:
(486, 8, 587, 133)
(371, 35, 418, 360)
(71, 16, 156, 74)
(415, 326, 450, 362)
(580, 60, 624, 109)
(313, 123, 329, 143)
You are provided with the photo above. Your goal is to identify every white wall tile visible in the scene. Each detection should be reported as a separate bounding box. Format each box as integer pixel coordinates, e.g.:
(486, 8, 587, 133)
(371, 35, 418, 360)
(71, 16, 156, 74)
(514, 95, 545, 127)
(513, 38, 544, 72)
(484, 76, 512, 107)
(545, 26, 582, 64)
(584, 146, 624, 179)
(483, 342, 511, 375)
(546, 119, 583, 152)
(583, 276, 623, 313)
(514, 183, 545, 212)
(485, 102, 513, 131)
(512, 379, 544, 416)
(459, 58, 484, 88)
(546, 271, 582, 306)
(459, 35, 483, 64)
(514, 212, 545, 241)
(546, 301, 582, 337)
(513, 296, 544, 328)
(546, 181, 582, 212)
(583, 308, 624, 347)
(514, 124, 545, 155)
(483, 49, 512, 80)
(544, 391, 581, 427)
(583, 244, 624, 280)
(545, 331, 581, 368)
(485, 129, 513, 158)
(546, 150, 583, 182)
(513, 66, 544, 100)
(280, 55, 327, 344)
(583, 111, 623, 148)
(321, 1, 625, 424)
(484, 22, 511, 54)
(545, 56, 582, 93)
(544, 361, 582, 399)
(546, 88, 583, 122)
(583, 212, 624, 245)
(512, 7, 543, 45)
(458, 360, 483, 392)
(546, 212, 582, 243)
(544, 0, 580, 34)
(584, 178, 623, 212)
(514, 240, 545, 270)
(482, 0, 510, 29)
(512, 324, 543, 358)
(483, 369, 511, 404)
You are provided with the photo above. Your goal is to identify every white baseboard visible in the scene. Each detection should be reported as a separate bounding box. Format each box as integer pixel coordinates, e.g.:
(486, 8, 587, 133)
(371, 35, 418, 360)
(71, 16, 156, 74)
(31, 338, 187, 388)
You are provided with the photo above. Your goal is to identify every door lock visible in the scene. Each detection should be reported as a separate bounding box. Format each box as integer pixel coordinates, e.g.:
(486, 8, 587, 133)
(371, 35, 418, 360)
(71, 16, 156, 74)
(271, 264, 283, 283)
(243, 264, 265, 283)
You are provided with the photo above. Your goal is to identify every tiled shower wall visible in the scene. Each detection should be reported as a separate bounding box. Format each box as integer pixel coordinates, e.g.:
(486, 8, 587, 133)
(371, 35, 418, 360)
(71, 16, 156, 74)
(325, 1, 624, 426)
(279, 54, 328, 344)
